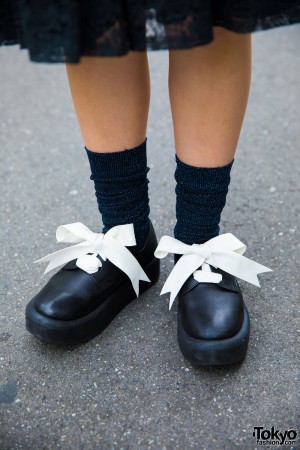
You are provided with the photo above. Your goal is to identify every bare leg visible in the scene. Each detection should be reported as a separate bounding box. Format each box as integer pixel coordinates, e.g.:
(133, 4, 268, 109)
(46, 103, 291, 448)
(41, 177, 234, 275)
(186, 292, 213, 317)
(65, 52, 150, 152)
(168, 27, 252, 167)
(167, 29, 253, 367)
(25, 52, 157, 346)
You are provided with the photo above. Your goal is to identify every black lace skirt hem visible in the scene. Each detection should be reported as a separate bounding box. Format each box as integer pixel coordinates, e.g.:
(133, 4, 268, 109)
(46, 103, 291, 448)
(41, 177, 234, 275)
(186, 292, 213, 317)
(1, 3, 300, 63)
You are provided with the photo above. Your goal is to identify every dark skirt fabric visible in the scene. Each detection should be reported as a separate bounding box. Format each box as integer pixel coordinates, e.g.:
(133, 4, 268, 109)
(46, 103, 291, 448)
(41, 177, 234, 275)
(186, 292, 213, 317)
(1, 0, 300, 63)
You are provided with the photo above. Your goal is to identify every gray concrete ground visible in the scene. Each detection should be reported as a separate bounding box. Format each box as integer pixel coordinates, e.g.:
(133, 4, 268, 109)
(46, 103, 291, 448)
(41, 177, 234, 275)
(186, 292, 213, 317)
(0, 24, 299, 450)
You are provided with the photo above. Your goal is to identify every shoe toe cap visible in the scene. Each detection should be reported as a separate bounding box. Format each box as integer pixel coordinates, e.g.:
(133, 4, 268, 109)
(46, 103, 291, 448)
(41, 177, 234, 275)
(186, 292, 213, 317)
(31, 269, 100, 320)
(180, 283, 244, 340)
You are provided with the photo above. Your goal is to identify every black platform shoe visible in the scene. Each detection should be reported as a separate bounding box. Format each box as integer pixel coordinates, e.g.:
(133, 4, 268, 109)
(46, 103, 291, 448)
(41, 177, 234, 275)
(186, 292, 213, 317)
(154, 233, 272, 366)
(26, 221, 160, 345)
(175, 254, 250, 366)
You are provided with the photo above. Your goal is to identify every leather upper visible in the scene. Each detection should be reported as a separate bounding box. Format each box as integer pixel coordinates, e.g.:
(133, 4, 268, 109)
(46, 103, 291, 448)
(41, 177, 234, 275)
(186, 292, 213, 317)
(174, 254, 245, 340)
(32, 222, 158, 320)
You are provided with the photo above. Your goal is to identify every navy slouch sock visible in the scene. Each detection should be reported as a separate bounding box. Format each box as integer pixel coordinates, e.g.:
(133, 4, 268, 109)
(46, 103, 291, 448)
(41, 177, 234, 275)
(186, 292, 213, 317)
(174, 155, 234, 245)
(85, 138, 150, 250)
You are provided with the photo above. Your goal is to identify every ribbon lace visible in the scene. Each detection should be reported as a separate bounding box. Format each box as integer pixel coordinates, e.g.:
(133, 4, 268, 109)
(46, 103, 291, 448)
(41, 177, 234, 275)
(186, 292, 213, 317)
(35, 222, 150, 297)
(154, 233, 273, 310)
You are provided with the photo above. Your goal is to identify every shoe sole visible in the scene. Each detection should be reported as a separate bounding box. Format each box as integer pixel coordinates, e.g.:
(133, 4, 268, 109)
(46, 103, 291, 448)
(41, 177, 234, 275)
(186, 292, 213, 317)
(177, 304, 250, 366)
(26, 257, 160, 345)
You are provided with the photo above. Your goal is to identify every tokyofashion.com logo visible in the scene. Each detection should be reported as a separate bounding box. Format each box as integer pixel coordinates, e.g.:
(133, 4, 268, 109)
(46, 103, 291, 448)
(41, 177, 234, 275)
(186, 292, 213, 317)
(253, 426, 298, 446)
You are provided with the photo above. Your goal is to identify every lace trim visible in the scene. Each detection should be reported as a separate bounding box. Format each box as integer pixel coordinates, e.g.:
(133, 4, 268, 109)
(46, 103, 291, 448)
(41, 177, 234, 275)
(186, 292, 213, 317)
(1, 2, 300, 62)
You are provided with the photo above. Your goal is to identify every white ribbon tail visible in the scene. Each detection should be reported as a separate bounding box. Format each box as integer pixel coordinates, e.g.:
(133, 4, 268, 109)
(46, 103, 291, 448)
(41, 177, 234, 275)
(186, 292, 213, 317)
(160, 253, 205, 310)
(101, 236, 150, 297)
(34, 242, 92, 274)
(209, 250, 273, 287)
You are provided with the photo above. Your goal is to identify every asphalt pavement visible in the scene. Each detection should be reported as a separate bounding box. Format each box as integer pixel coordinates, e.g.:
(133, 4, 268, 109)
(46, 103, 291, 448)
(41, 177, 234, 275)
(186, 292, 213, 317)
(0, 24, 299, 450)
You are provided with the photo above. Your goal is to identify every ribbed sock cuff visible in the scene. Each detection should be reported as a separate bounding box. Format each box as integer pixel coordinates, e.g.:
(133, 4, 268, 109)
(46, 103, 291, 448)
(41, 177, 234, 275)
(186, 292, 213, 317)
(85, 137, 147, 179)
(174, 154, 234, 188)
(174, 154, 234, 245)
(85, 137, 150, 250)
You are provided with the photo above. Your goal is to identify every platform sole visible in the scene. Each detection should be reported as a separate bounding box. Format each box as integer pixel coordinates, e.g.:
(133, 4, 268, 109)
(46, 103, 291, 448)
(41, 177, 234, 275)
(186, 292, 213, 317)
(26, 257, 160, 345)
(177, 304, 250, 366)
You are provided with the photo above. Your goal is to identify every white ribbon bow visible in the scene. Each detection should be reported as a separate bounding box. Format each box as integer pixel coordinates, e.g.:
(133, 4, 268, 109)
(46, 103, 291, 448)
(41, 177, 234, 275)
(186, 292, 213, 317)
(154, 233, 273, 310)
(35, 222, 150, 297)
